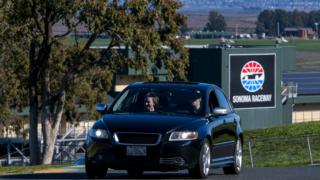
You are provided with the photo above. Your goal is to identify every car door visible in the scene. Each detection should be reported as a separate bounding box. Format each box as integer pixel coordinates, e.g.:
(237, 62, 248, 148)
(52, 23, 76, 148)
(209, 89, 237, 159)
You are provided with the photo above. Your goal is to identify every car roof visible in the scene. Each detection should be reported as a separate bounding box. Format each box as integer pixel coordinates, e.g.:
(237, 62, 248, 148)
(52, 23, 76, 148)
(127, 81, 219, 92)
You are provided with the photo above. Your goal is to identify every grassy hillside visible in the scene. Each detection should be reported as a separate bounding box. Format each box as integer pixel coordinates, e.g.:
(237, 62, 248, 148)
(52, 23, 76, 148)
(243, 122, 320, 167)
(245, 122, 320, 139)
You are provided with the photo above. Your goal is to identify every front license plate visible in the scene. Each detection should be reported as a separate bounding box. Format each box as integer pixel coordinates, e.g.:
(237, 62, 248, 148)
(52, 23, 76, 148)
(126, 146, 146, 156)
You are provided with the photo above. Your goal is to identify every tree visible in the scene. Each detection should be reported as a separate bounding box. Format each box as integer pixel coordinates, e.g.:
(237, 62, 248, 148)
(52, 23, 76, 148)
(257, 9, 290, 36)
(257, 10, 277, 36)
(257, 9, 315, 36)
(308, 10, 320, 30)
(274, 9, 290, 36)
(0, 1, 29, 137)
(205, 11, 226, 32)
(0, 65, 27, 137)
(289, 10, 308, 27)
(180, 23, 190, 35)
(256, 22, 267, 35)
(0, 0, 188, 165)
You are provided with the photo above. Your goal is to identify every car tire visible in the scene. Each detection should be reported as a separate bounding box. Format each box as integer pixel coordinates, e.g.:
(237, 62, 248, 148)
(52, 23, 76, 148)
(223, 138, 242, 174)
(127, 169, 144, 178)
(188, 139, 211, 179)
(85, 154, 107, 179)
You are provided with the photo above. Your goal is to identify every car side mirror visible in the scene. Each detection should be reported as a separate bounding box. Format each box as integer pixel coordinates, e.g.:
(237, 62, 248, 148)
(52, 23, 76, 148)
(213, 107, 228, 116)
(96, 103, 108, 114)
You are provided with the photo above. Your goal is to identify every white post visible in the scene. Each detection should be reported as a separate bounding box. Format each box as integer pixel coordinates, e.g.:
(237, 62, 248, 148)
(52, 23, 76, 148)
(248, 141, 254, 168)
(307, 136, 314, 165)
(7, 139, 11, 166)
(315, 22, 318, 39)
(236, 24, 238, 39)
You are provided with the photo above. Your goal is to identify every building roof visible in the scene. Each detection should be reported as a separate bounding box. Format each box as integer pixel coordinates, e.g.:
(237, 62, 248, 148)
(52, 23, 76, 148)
(283, 72, 320, 95)
(284, 27, 300, 31)
(284, 27, 314, 35)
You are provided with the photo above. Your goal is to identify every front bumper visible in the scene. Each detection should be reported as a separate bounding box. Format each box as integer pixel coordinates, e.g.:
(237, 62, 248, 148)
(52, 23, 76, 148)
(86, 138, 202, 171)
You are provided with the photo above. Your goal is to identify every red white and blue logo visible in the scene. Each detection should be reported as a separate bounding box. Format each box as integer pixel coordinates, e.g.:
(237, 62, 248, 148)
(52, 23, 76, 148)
(240, 61, 265, 92)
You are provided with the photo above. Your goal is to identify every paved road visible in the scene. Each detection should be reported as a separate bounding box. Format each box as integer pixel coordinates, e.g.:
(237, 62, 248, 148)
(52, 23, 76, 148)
(0, 166, 319, 180)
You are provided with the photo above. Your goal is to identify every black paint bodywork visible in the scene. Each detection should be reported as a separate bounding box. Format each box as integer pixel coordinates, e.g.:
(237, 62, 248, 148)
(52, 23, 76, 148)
(86, 82, 243, 171)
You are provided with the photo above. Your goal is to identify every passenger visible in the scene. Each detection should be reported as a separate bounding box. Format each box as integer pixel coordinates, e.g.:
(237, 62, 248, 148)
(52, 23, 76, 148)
(190, 93, 202, 114)
(144, 93, 159, 112)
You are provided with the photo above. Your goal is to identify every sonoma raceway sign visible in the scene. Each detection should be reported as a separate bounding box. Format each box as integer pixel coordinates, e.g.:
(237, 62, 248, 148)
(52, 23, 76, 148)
(229, 54, 275, 109)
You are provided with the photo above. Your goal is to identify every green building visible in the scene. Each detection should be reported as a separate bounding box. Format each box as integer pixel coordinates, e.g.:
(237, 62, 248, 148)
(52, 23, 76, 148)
(187, 45, 296, 130)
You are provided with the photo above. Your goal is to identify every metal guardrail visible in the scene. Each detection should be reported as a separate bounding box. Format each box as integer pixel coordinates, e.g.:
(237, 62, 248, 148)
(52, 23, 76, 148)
(53, 126, 87, 163)
(53, 143, 86, 163)
(0, 125, 88, 166)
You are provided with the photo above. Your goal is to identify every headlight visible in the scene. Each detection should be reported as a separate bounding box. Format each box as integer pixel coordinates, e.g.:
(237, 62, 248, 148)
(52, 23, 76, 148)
(89, 128, 109, 139)
(169, 131, 198, 141)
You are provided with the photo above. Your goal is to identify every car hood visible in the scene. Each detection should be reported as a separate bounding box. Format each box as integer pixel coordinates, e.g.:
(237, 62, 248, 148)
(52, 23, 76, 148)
(102, 113, 202, 134)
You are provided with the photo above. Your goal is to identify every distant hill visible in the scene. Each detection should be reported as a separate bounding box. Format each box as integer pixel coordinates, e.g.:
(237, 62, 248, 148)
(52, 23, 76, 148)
(186, 14, 257, 32)
(180, 0, 320, 31)
(183, 8, 258, 31)
(179, 0, 320, 13)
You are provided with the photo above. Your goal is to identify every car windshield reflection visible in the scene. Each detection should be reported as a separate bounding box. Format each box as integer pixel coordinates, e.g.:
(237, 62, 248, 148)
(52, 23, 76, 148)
(110, 88, 204, 116)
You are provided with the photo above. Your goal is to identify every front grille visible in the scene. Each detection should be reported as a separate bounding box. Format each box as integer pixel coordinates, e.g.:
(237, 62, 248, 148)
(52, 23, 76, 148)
(114, 132, 161, 145)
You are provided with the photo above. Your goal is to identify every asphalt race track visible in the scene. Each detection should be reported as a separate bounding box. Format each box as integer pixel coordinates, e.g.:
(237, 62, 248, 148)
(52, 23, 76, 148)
(0, 166, 319, 180)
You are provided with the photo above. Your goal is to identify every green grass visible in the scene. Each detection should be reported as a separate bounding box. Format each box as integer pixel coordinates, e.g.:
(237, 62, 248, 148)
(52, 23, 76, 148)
(184, 39, 275, 46)
(66, 37, 320, 52)
(286, 39, 320, 52)
(64, 37, 110, 47)
(0, 163, 71, 175)
(297, 60, 320, 65)
(243, 122, 320, 167)
(185, 38, 320, 52)
(245, 122, 320, 139)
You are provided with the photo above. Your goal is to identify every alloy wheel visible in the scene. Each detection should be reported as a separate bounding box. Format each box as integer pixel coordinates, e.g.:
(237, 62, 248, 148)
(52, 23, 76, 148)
(201, 142, 211, 176)
(235, 139, 242, 171)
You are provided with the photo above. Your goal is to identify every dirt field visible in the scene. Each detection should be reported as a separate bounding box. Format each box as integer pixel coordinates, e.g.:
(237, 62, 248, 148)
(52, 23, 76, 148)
(185, 10, 258, 32)
(296, 52, 320, 71)
(187, 15, 256, 32)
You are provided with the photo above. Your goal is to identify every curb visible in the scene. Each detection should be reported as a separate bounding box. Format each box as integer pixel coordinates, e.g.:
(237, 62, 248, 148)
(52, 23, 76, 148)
(33, 165, 84, 174)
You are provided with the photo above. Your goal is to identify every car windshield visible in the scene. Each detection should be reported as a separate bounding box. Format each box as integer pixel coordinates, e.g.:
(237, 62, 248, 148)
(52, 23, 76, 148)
(110, 87, 204, 116)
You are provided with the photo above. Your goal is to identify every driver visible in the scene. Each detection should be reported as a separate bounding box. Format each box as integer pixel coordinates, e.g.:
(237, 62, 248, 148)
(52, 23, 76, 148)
(144, 93, 159, 112)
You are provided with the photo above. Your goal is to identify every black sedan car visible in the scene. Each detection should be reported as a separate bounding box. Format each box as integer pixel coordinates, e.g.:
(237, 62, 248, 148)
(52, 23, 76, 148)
(85, 82, 243, 178)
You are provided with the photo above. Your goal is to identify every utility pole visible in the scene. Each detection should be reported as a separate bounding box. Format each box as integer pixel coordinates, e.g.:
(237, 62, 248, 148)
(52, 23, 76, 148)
(236, 24, 238, 39)
(277, 22, 280, 37)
